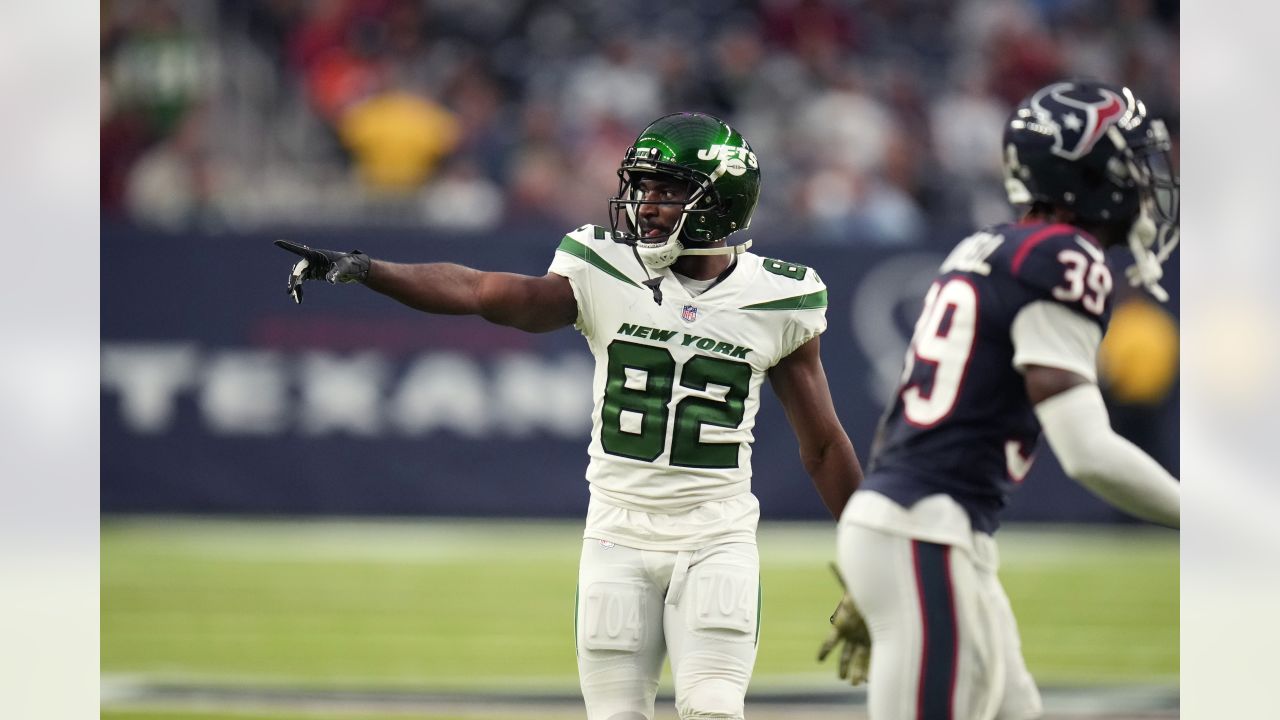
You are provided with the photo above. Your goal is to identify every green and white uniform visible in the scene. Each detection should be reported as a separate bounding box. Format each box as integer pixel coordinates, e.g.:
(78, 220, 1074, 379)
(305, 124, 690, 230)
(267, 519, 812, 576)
(550, 223, 828, 549)
(550, 223, 828, 720)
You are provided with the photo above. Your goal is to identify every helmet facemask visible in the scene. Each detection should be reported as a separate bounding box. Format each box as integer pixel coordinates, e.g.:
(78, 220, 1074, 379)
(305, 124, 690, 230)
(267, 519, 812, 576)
(610, 168, 715, 269)
(610, 166, 752, 270)
(1110, 118, 1179, 301)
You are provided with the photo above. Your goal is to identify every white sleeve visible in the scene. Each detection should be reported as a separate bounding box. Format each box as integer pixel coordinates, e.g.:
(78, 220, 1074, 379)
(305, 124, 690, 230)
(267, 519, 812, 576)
(1011, 301, 1102, 382)
(781, 308, 827, 360)
(778, 273, 829, 361)
(1034, 384, 1179, 528)
(548, 243, 591, 335)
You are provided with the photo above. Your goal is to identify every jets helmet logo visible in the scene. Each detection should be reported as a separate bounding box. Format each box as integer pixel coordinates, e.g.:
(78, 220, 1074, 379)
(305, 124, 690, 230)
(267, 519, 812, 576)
(697, 144, 758, 177)
(1030, 82, 1128, 161)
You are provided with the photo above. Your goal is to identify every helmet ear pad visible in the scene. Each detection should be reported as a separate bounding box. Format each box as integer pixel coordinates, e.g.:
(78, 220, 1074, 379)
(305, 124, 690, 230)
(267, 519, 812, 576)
(716, 197, 735, 218)
(678, 185, 732, 245)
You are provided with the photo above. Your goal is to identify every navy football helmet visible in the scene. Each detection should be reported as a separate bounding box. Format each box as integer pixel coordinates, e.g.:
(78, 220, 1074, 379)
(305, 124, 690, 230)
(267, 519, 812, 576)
(1002, 80, 1179, 300)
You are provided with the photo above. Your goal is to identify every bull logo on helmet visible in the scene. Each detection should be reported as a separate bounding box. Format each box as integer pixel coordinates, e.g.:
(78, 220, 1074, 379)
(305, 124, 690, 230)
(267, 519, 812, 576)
(1029, 82, 1128, 161)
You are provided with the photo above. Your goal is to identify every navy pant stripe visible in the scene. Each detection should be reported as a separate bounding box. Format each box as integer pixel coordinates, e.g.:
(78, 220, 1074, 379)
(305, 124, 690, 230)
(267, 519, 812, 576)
(913, 540, 957, 720)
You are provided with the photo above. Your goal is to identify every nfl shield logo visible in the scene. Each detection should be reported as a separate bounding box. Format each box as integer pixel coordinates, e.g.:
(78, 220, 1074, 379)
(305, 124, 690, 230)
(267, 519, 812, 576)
(681, 304, 698, 322)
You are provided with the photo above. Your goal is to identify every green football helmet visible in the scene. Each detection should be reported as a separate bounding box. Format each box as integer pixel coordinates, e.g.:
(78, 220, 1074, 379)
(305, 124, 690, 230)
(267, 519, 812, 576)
(609, 112, 762, 269)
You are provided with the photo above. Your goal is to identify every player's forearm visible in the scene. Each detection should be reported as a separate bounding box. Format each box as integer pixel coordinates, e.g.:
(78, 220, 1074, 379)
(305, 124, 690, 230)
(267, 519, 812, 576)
(1070, 447, 1179, 528)
(1035, 384, 1180, 528)
(803, 434, 862, 520)
(365, 260, 486, 316)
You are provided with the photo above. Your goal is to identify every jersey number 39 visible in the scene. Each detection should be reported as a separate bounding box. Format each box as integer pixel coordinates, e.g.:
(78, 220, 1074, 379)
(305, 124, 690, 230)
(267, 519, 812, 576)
(898, 248, 1111, 426)
(899, 278, 978, 427)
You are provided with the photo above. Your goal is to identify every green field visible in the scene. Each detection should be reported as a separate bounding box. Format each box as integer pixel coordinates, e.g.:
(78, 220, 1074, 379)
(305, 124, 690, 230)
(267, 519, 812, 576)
(102, 518, 1177, 717)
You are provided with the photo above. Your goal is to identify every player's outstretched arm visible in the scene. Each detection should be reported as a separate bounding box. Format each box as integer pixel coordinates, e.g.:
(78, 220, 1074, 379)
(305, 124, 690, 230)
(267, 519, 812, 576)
(1025, 365, 1180, 528)
(768, 336, 863, 519)
(274, 240, 577, 333)
(365, 261, 577, 333)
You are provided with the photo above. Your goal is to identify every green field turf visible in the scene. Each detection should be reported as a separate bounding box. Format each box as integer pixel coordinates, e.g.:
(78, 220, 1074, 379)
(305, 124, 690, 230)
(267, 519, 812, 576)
(101, 710, 571, 720)
(102, 517, 1177, 701)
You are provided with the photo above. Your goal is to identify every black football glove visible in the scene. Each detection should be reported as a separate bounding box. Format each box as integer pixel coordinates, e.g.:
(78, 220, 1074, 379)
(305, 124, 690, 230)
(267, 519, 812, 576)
(274, 239, 371, 304)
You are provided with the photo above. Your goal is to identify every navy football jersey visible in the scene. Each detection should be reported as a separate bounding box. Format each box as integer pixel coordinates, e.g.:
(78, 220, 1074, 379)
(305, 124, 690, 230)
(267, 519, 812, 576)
(863, 221, 1114, 533)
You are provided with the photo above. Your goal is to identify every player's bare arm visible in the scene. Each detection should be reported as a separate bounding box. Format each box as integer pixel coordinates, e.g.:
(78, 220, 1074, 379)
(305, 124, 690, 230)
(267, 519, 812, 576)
(768, 336, 863, 519)
(1024, 364, 1180, 528)
(274, 240, 577, 333)
(365, 261, 577, 333)
(1023, 363, 1090, 405)
(774, 336, 869, 686)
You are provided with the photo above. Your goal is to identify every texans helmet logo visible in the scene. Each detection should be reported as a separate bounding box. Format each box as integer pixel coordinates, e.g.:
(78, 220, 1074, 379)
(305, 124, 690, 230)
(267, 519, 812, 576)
(1030, 82, 1128, 161)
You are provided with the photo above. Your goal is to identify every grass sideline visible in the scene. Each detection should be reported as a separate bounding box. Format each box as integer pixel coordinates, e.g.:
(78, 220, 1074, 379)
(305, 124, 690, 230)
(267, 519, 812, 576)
(103, 517, 1177, 693)
(103, 707, 576, 717)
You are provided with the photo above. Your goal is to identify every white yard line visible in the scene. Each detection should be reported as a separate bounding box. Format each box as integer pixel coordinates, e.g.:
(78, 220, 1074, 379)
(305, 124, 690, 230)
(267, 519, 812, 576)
(102, 674, 1178, 719)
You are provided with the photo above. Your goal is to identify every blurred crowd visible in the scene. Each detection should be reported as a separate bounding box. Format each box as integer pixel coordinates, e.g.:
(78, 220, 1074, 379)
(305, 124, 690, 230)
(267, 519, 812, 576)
(100, 0, 1178, 246)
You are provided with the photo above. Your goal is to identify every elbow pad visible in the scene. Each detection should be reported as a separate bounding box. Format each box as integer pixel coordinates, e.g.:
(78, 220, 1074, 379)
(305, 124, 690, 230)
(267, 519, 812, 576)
(1034, 384, 1180, 528)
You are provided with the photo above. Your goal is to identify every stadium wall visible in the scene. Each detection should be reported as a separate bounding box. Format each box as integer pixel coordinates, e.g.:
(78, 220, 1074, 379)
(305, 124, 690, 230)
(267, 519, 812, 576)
(101, 220, 1178, 522)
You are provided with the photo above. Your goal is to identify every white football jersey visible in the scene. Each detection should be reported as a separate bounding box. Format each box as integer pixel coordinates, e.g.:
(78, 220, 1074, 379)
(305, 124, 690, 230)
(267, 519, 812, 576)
(548, 224, 827, 548)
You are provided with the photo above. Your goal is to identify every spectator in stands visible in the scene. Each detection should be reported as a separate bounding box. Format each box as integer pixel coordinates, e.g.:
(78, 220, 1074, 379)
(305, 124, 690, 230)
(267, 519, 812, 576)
(99, 0, 1179, 235)
(125, 105, 224, 231)
(337, 75, 461, 193)
(1098, 288, 1181, 476)
(101, 0, 209, 217)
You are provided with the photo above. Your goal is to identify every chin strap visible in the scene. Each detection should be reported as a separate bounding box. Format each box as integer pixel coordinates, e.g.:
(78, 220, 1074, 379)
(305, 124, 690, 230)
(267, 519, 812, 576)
(1124, 207, 1178, 303)
(630, 246, 664, 305)
(680, 239, 753, 256)
(627, 237, 753, 306)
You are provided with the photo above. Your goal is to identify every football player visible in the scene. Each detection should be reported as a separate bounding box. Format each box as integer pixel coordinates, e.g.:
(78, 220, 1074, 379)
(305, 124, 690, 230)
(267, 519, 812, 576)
(277, 112, 863, 720)
(819, 80, 1181, 719)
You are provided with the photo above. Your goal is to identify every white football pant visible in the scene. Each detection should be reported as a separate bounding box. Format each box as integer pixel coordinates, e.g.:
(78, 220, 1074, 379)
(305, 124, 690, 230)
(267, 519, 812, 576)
(837, 523, 1043, 720)
(576, 539, 760, 720)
